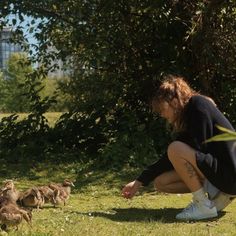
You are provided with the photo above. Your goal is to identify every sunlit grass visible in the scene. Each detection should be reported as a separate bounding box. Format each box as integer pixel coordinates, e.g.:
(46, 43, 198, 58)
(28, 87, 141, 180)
(0, 162, 236, 236)
(0, 112, 62, 127)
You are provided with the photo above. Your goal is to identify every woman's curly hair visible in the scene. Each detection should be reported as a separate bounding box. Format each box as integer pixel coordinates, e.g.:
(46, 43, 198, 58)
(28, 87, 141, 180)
(153, 75, 198, 131)
(152, 74, 215, 131)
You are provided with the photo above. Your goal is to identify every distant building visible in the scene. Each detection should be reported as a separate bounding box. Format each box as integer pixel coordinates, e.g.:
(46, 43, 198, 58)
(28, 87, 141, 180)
(47, 57, 68, 78)
(45, 45, 72, 79)
(0, 27, 22, 70)
(0, 27, 71, 78)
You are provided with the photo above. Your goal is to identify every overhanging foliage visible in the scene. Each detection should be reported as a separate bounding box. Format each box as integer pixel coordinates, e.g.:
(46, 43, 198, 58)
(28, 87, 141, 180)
(0, 0, 235, 163)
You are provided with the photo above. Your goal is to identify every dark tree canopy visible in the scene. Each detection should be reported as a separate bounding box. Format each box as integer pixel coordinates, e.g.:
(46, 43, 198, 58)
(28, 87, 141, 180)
(0, 0, 235, 162)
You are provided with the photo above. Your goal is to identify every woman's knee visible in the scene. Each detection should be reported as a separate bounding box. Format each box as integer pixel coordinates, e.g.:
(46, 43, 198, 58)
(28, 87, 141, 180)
(167, 141, 185, 159)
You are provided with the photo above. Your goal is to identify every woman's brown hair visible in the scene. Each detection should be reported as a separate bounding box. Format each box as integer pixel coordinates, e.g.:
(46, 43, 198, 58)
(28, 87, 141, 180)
(152, 75, 198, 131)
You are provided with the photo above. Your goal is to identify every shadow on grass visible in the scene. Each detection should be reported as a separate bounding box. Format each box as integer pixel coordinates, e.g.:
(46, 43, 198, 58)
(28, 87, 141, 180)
(0, 162, 40, 180)
(0, 160, 77, 182)
(0, 156, 142, 190)
(90, 207, 180, 223)
(74, 165, 142, 192)
(67, 207, 226, 223)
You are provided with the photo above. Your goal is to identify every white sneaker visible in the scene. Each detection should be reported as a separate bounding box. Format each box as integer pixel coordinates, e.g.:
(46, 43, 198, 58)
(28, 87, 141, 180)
(176, 200, 218, 220)
(211, 192, 234, 211)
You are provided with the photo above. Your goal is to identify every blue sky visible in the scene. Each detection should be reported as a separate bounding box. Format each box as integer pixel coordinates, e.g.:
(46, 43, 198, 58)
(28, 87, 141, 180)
(7, 14, 40, 53)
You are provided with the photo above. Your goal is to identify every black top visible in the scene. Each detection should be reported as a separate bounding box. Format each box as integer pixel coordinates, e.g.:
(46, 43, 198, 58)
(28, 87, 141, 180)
(136, 95, 236, 194)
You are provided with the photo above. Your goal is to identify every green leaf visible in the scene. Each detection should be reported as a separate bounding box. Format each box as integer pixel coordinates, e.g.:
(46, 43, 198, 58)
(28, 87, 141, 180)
(205, 125, 236, 143)
(205, 133, 236, 143)
(215, 125, 236, 134)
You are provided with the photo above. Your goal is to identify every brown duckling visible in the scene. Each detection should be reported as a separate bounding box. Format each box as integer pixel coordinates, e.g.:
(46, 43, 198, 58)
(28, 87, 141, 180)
(49, 179, 75, 197)
(48, 179, 74, 205)
(1, 180, 21, 204)
(20, 187, 44, 210)
(51, 189, 67, 207)
(0, 204, 32, 231)
(0, 195, 14, 209)
(38, 186, 55, 205)
(0, 190, 22, 207)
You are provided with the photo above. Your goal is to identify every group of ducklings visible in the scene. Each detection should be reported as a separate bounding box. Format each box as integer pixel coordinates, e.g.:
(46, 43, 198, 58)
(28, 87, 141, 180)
(0, 179, 75, 231)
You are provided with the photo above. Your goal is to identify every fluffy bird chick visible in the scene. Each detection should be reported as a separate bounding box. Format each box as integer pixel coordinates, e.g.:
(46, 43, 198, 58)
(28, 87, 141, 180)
(38, 186, 55, 205)
(51, 189, 67, 207)
(0, 204, 32, 231)
(49, 179, 75, 206)
(20, 187, 44, 210)
(0, 194, 12, 207)
(1, 180, 21, 204)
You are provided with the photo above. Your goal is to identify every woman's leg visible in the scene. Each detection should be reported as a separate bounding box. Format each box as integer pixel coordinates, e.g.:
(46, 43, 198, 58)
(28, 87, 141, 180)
(154, 170, 191, 193)
(167, 141, 217, 220)
(167, 141, 205, 192)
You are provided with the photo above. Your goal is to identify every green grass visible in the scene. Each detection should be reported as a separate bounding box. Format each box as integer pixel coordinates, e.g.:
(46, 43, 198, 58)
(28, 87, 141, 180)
(0, 112, 62, 127)
(0, 112, 235, 235)
(0, 162, 236, 236)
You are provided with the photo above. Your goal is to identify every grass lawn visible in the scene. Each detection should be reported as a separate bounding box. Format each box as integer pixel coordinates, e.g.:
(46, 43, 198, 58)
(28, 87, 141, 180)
(0, 112, 62, 127)
(0, 162, 235, 236)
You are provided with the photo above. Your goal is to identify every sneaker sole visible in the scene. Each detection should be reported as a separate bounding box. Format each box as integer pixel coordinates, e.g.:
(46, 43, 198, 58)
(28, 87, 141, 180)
(176, 211, 218, 221)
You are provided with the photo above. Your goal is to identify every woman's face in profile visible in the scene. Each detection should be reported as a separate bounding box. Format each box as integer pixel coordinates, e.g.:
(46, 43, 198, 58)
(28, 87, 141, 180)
(151, 99, 177, 124)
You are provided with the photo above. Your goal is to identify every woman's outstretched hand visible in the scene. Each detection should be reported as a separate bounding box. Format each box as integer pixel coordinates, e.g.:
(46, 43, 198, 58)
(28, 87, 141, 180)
(121, 180, 142, 199)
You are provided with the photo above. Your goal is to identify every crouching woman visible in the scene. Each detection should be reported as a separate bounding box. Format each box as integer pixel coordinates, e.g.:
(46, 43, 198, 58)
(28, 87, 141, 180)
(122, 75, 236, 221)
